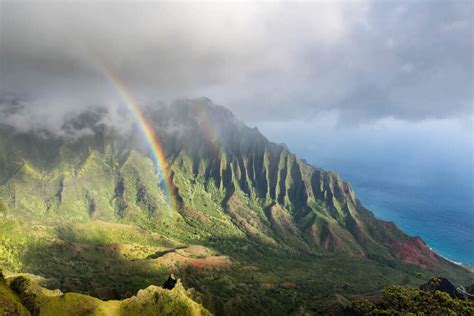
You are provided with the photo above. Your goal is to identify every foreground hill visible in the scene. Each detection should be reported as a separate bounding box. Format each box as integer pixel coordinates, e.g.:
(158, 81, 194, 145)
(0, 272, 210, 316)
(0, 97, 472, 314)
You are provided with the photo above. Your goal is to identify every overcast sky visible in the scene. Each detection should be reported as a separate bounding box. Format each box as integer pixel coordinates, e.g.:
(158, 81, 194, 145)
(1, 0, 472, 125)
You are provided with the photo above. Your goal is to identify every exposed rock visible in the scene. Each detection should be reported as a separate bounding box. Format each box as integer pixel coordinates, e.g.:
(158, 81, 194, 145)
(466, 284, 474, 294)
(389, 236, 439, 269)
(420, 277, 464, 299)
(162, 274, 177, 290)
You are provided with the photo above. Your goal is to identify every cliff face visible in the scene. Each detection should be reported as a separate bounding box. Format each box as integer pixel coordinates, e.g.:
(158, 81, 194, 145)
(0, 98, 459, 271)
(146, 99, 454, 269)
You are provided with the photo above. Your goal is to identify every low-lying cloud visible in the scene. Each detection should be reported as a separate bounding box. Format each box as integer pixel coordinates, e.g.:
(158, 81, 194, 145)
(0, 0, 472, 124)
(0, 94, 134, 138)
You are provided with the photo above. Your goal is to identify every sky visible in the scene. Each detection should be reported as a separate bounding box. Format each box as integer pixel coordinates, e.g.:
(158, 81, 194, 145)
(0, 0, 472, 125)
(0, 0, 473, 262)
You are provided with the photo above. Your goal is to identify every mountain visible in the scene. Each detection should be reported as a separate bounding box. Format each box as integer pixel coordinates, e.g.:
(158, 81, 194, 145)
(0, 97, 472, 314)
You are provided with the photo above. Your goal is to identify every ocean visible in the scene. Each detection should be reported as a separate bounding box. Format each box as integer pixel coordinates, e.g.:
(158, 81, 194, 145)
(337, 171, 474, 267)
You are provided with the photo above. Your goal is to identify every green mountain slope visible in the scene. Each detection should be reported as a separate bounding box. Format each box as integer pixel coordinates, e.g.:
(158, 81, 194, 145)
(0, 97, 472, 314)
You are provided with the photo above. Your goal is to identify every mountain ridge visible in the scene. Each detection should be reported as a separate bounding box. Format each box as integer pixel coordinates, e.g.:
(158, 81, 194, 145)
(0, 97, 465, 266)
(0, 97, 471, 314)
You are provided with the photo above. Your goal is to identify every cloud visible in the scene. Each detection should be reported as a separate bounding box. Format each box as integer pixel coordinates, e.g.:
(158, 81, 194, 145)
(0, 93, 134, 139)
(0, 0, 472, 124)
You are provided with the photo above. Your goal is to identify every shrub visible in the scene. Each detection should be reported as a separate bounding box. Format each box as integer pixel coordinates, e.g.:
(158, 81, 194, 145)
(349, 284, 474, 315)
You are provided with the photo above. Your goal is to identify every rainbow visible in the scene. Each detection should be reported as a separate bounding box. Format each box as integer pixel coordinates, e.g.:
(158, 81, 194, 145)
(99, 65, 177, 211)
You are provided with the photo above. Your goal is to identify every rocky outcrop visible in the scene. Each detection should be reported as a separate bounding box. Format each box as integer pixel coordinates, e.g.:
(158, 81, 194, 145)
(420, 277, 469, 300)
(162, 274, 177, 290)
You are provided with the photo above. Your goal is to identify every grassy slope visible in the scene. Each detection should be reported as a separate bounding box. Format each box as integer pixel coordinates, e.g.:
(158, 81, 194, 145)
(0, 273, 210, 316)
(0, 206, 470, 314)
(0, 278, 30, 316)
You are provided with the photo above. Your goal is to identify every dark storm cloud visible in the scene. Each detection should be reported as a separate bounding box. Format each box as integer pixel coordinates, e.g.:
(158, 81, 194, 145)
(0, 0, 472, 124)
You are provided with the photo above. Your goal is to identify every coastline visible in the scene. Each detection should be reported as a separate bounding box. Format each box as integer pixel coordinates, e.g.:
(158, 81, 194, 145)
(356, 191, 474, 269)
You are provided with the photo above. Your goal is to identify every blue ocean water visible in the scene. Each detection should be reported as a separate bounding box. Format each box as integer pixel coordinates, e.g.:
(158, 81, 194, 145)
(256, 119, 474, 267)
(339, 174, 474, 267)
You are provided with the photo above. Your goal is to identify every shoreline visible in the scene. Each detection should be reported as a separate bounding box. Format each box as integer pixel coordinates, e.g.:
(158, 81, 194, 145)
(360, 198, 474, 269)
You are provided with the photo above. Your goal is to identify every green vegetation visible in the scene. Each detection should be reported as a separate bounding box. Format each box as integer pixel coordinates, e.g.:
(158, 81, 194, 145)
(0, 101, 472, 314)
(350, 284, 474, 315)
(0, 271, 30, 316)
(0, 272, 210, 316)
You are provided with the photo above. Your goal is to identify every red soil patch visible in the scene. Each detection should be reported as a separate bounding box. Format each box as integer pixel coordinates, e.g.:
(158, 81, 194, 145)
(389, 236, 439, 269)
(280, 282, 298, 289)
(378, 220, 444, 269)
(152, 247, 231, 272)
(185, 208, 210, 223)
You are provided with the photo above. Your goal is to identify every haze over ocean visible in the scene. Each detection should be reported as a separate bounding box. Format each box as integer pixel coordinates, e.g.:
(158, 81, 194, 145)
(257, 117, 474, 266)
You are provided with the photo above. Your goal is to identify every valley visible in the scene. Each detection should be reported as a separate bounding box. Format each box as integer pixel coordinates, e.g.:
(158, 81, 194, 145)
(0, 98, 472, 314)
